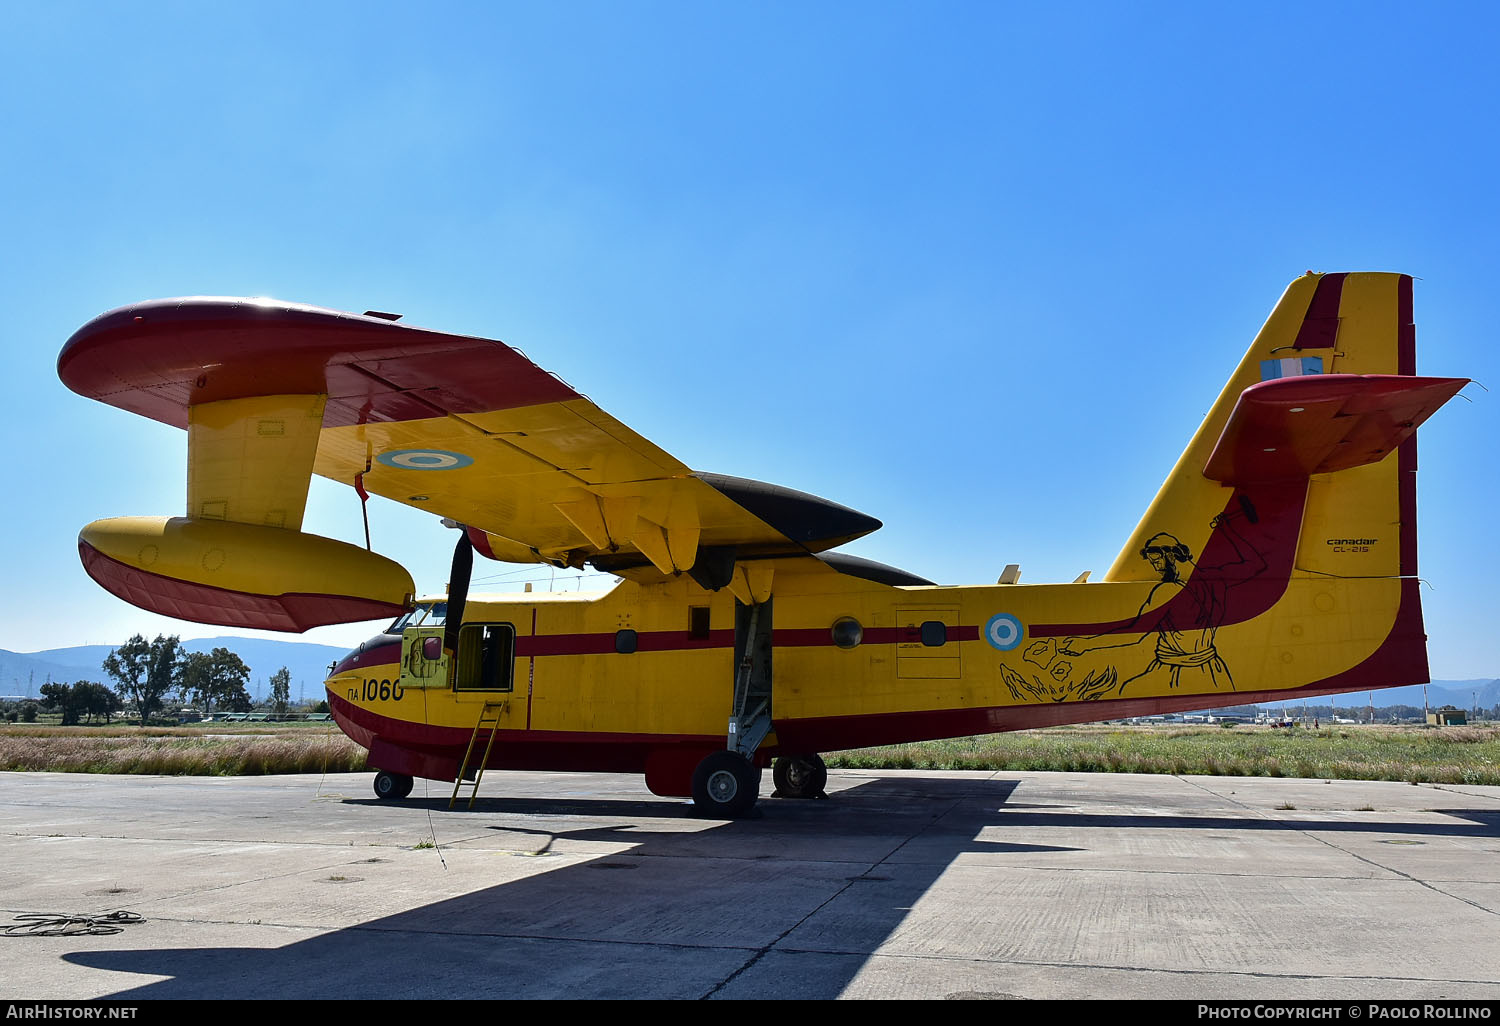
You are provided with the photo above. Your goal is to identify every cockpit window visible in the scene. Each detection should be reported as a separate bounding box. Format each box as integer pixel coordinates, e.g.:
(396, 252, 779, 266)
(387, 602, 448, 632)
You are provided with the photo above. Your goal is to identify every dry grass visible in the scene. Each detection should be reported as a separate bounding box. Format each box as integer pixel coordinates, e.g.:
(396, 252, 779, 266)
(826, 724, 1500, 785)
(3, 721, 1497, 783)
(0, 726, 367, 775)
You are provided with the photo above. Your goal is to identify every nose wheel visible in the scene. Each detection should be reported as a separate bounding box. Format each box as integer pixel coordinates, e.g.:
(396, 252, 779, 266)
(373, 771, 414, 800)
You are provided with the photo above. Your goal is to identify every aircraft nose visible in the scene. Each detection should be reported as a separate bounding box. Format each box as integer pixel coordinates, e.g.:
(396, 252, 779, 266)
(329, 632, 404, 678)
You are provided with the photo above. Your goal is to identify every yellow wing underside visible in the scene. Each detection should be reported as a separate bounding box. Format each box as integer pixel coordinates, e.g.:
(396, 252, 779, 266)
(309, 396, 792, 570)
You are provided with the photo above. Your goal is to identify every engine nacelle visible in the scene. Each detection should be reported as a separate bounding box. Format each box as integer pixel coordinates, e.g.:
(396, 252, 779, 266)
(78, 516, 414, 632)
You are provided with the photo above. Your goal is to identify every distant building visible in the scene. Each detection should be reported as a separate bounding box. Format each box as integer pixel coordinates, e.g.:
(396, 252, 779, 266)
(1427, 707, 1467, 726)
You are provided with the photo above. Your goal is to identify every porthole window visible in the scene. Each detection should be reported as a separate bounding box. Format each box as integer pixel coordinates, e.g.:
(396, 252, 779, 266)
(831, 617, 863, 649)
(615, 629, 638, 654)
(920, 621, 947, 647)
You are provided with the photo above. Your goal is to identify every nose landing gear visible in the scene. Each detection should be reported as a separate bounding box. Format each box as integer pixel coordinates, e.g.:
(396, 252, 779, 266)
(373, 770, 414, 800)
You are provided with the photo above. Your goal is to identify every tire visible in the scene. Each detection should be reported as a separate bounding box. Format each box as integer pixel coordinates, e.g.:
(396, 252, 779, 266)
(772, 753, 828, 799)
(373, 771, 413, 800)
(690, 751, 761, 817)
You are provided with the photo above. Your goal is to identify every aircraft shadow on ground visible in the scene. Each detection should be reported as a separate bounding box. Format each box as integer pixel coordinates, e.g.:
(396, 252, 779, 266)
(60, 776, 1497, 999)
(64, 777, 1030, 999)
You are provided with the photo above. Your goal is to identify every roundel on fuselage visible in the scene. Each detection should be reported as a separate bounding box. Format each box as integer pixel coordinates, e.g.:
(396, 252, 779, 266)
(984, 613, 1024, 651)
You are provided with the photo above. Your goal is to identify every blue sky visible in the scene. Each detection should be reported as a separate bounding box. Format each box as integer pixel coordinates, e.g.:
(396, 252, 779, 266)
(2, 2, 1495, 679)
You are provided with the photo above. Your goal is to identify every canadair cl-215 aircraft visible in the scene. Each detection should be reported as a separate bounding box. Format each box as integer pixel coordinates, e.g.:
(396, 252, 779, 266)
(59, 272, 1467, 815)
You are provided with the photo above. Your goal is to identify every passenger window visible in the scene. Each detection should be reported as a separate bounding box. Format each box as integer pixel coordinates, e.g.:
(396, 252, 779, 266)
(920, 621, 947, 647)
(454, 623, 516, 692)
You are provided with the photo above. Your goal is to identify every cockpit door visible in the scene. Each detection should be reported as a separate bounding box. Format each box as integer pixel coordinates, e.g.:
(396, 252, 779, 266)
(399, 626, 451, 689)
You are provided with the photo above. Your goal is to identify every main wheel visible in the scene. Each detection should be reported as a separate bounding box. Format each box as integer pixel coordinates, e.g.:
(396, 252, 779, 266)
(690, 751, 761, 817)
(373, 771, 413, 800)
(772, 753, 828, 799)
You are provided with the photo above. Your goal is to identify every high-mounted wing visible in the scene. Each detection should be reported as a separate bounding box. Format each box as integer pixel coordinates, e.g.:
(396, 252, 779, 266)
(59, 297, 882, 630)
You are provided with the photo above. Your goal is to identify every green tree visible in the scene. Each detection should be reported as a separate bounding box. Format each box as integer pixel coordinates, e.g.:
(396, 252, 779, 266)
(74, 681, 122, 724)
(179, 648, 252, 716)
(39, 681, 80, 725)
(270, 666, 291, 720)
(103, 634, 184, 724)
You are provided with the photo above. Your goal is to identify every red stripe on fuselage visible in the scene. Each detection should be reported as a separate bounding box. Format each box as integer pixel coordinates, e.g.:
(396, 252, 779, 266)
(331, 624, 985, 671)
(516, 628, 736, 656)
(772, 625, 979, 647)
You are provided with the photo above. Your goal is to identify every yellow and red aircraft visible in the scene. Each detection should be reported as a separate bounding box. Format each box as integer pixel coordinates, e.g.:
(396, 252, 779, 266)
(59, 272, 1467, 815)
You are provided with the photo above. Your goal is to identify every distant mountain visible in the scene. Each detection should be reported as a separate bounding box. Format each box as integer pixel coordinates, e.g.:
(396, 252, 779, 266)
(0, 651, 101, 697)
(2, 637, 356, 703)
(1294, 679, 1500, 713)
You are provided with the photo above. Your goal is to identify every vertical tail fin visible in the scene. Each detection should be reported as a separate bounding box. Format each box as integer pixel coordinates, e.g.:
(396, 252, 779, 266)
(1099, 272, 1466, 692)
(1106, 272, 1448, 587)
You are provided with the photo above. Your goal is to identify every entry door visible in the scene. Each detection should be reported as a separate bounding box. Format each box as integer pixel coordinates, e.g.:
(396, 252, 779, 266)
(449, 622, 523, 730)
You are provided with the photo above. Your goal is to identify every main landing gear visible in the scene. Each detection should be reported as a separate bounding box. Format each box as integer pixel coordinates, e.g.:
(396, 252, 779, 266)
(690, 599, 776, 818)
(373, 770, 414, 800)
(772, 753, 828, 799)
(687, 750, 829, 816)
(691, 751, 762, 818)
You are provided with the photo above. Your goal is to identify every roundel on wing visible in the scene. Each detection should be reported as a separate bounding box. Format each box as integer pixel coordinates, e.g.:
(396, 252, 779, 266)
(984, 613, 1024, 651)
(375, 449, 474, 471)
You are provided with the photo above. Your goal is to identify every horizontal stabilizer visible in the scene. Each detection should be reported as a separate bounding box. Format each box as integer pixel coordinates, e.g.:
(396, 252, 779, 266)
(1203, 374, 1468, 485)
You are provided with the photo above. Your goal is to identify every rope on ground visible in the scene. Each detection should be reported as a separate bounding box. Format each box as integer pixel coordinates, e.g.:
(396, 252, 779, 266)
(5, 910, 144, 937)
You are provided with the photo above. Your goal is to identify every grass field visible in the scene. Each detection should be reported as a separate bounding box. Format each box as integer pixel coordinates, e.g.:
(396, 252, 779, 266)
(0, 724, 367, 775)
(1, 722, 1497, 784)
(825, 723, 1500, 785)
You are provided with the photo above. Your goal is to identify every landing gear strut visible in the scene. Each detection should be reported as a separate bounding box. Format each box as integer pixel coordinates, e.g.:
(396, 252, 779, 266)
(689, 598, 774, 817)
(373, 771, 413, 800)
(773, 753, 828, 799)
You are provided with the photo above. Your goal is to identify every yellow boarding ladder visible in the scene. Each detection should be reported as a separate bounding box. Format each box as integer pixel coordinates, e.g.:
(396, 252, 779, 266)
(450, 701, 506, 809)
